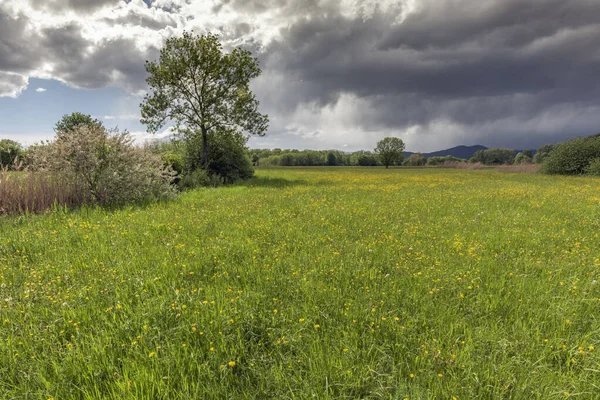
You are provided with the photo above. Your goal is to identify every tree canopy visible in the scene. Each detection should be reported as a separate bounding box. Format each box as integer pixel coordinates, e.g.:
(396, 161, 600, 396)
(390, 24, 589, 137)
(140, 31, 268, 168)
(55, 112, 104, 133)
(374, 137, 405, 168)
(471, 148, 515, 165)
(533, 144, 554, 164)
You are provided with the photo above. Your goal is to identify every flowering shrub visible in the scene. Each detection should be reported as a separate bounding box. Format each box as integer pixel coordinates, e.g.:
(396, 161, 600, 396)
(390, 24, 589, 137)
(30, 125, 176, 206)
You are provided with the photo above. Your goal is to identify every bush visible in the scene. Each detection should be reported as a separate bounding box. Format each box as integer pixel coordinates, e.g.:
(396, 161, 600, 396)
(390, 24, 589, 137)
(514, 152, 533, 164)
(542, 135, 600, 175)
(178, 168, 210, 190)
(0, 139, 23, 170)
(473, 148, 515, 165)
(357, 154, 379, 166)
(533, 144, 554, 164)
(427, 156, 465, 165)
(162, 153, 184, 175)
(403, 153, 427, 166)
(30, 125, 176, 205)
(586, 158, 600, 176)
(185, 129, 254, 183)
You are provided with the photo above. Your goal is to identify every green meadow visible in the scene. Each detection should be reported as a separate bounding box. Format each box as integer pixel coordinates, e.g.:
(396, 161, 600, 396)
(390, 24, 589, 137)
(1, 168, 600, 399)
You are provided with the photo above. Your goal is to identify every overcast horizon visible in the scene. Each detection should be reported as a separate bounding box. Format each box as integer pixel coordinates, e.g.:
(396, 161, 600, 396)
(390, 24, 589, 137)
(1, 0, 599, 153)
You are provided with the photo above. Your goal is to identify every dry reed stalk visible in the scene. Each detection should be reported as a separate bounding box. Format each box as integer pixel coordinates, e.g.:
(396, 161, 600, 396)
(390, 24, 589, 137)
(441, 161, 487, 170)
(0, 170, 90, 215)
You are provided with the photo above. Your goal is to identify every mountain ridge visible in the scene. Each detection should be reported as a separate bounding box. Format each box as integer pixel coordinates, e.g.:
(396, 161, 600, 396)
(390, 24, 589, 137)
(403, 145, 489, 159)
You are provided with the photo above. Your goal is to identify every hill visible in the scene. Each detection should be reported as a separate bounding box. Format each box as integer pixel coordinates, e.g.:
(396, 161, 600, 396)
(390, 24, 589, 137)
(404, 145, 488, 159)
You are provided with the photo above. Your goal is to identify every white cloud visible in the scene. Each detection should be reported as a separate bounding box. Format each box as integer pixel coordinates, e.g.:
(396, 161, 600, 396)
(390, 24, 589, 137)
(35, 87, 47, 92)
(0, 72, 29, 98)
(250, 93, 402, 151)
(103, 114, 139, 121)
(129, 126, 175, 145)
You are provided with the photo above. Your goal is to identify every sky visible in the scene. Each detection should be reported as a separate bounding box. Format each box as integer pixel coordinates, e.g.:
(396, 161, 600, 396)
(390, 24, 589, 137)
(0, 0, 599, 152)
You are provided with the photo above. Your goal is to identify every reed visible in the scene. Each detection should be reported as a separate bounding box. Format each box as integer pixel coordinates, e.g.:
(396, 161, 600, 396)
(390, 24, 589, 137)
(0, 169, 90, 215)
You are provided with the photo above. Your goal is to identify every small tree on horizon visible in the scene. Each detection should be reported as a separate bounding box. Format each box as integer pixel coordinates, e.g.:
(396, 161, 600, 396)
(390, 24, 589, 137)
(55, 112, 104, 133)
(375, 137, 405, 168)
(140, 31, 268, 170)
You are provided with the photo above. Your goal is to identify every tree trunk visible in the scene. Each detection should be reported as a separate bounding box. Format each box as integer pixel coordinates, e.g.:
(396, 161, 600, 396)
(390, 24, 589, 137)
(385, 165, 389, 169)
(201, 125, 208, 169)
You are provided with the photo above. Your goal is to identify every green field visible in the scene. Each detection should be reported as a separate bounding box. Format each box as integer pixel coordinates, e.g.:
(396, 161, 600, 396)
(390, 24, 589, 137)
(1, 168, 600, 399)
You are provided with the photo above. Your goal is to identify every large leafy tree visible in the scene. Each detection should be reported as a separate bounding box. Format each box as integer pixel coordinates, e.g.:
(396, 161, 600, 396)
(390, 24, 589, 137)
(140, 31, 268, 168)
(375, 137, 405, 168)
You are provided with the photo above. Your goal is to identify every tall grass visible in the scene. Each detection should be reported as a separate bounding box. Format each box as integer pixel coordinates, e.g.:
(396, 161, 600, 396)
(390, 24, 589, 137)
(0, 170, 90, 214)
(1, 167, 600, 398)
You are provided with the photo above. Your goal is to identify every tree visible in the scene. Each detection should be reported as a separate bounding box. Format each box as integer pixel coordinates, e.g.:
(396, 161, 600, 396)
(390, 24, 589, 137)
(472, 148, 515, 165)
(55, 112, 103, 133)
(471, 149, 486, 163)
(184, 128, 254, 183)
(375, 137, 405, 168)
(358, 154, 378, 166)
(533, 144, 554, 164)
(403, 153, 427, 166)
(327, 152, 337, 166)
(141, 31, 268, 170)
(427, 155, 465, 165)
(587, 158, 600, 175)
(0, 139, 23, 169)
(514, 151, 533, 164)
(521, 149, 533, 158)
(482, 148, 515, 165)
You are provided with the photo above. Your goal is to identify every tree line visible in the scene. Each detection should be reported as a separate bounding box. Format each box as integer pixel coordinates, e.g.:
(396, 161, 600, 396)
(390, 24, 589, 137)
(246, 134, 600, 175)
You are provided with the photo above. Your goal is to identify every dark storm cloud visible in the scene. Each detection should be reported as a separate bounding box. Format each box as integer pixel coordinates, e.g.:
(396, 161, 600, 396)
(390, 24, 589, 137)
(379, 0, 600, 51)
(268, 4, 600, 100)
(47, 34, 159, 91)
(36, 22, 152, 91)
(256, 0, 600, 147)
(40, 23, 89, 64)
(0, 9, 40, 73)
